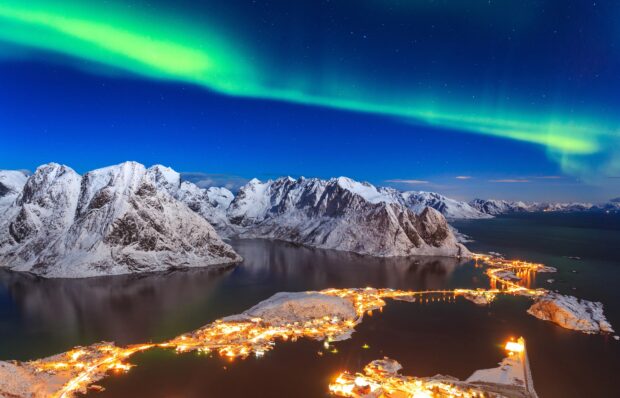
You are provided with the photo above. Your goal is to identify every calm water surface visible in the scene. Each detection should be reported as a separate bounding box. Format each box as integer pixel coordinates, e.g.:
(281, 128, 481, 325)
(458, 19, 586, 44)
(0, 213, 618, 397)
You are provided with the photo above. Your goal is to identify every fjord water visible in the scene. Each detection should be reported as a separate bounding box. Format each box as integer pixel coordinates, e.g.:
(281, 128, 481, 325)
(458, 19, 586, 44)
(0, 213, 618, 397)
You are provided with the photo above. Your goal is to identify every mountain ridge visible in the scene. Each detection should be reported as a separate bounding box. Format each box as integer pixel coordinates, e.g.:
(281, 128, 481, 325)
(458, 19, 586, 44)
(4, 161, 615, 278)
(224, 176, 469, 257)
(0, 162, 240, 278)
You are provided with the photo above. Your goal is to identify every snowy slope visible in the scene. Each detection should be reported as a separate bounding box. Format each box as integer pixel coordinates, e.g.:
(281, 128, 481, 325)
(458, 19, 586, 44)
(0, 162, 240, 278)
(401, 191, 491, 219)
(0, 170, 29, 213)
(227, 177, 489, 221)
(469, 199, 532, 215)
(0, 164, 82, 270)
(147, 165, 235, 232)
(600, 198, 620, 212)
(334, 177, 401, 204)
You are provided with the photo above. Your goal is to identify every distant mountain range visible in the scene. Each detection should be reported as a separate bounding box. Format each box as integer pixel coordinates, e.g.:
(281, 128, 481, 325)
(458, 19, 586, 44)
(152, 169, 469, 259)
(469, 198, 620, 215)
(1, 163, 616, 278)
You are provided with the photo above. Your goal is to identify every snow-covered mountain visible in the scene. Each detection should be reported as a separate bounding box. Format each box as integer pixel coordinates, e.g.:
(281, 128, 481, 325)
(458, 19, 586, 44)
(226, 177, 470, 257)
(6, 161, 615, 278)
(400, 191, 491, 219)
(0, 170, 29, 213)
(536, 202, 594, 212)
(133, 170, 470, 256)
(469, 199, 532, 215)
(0, 162, 240, 278)
(600, 198, 620, 212)
(469, 198, 598, 215)
(146, 165, 234, 233)
(225, 176, 488, 221)
(0, 165, 471, 276)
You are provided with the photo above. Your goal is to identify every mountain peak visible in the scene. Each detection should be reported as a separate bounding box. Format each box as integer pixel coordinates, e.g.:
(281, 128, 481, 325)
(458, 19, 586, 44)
(331, 176, 393, 204)
(0, 162, 241, 278)
(147, 164, 181, 193)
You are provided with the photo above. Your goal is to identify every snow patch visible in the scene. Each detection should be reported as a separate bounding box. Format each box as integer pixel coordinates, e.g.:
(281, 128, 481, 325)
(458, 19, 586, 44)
(224, 291, 357, 326)
(527, 293, 614, 334)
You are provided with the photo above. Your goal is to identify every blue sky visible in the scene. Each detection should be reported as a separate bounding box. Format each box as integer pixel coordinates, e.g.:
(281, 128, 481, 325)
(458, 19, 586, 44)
(0, 0, 619, 201)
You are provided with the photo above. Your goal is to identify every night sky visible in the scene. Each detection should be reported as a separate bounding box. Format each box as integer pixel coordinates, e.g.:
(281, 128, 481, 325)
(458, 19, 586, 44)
(1, 0, 619, 201)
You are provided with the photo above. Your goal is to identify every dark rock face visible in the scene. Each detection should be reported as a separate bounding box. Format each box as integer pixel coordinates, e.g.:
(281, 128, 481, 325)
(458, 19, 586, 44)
(8, 207, 38, 244)
(87, 189, 113, 211)
(106, 213, 144, 247)
(415, 207, 450, 246)
(0, 183, 9, 197)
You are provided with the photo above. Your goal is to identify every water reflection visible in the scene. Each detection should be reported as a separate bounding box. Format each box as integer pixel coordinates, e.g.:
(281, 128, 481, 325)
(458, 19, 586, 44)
(0, 266, 235, 359)
(2, 234, 619, 398)
(233, 239, 470, 291)
(0, 239, 471, 360)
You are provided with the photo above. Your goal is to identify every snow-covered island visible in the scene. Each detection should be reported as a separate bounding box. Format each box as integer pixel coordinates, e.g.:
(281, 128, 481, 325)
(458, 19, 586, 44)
(528, 292, 614, 334)
(0, 275, 613, 398)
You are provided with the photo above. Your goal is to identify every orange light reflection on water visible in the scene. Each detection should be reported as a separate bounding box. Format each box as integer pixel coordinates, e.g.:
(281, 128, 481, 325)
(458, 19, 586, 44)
(29, 254, 549, 398)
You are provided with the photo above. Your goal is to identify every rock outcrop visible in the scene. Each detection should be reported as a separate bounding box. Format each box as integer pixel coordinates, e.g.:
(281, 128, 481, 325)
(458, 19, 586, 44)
(527, 293, 614, 334)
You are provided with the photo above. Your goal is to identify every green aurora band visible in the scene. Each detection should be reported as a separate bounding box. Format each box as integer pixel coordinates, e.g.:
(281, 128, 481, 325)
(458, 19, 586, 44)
(1, 1, 618, 179)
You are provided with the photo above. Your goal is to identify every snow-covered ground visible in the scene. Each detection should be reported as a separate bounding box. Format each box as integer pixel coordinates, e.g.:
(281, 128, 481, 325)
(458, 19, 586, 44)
(466, 337, 537, 397)
(528, 292, 614, 334)
(332, 343, 538, 398)
(0, 170, 29, 213)
(224, 291, 357, 328)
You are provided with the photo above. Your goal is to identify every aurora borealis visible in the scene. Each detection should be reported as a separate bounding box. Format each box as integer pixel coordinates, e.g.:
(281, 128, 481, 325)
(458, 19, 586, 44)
(1, 0, 619, 199)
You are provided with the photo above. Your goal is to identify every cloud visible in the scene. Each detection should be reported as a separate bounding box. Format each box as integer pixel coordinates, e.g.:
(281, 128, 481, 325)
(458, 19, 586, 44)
(385, 179, 430, 185)
(489, 179, 530, 183)
(455, 176, 472, 180)
(181, 172, 249, 191)
(535, 175, 563, 179)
